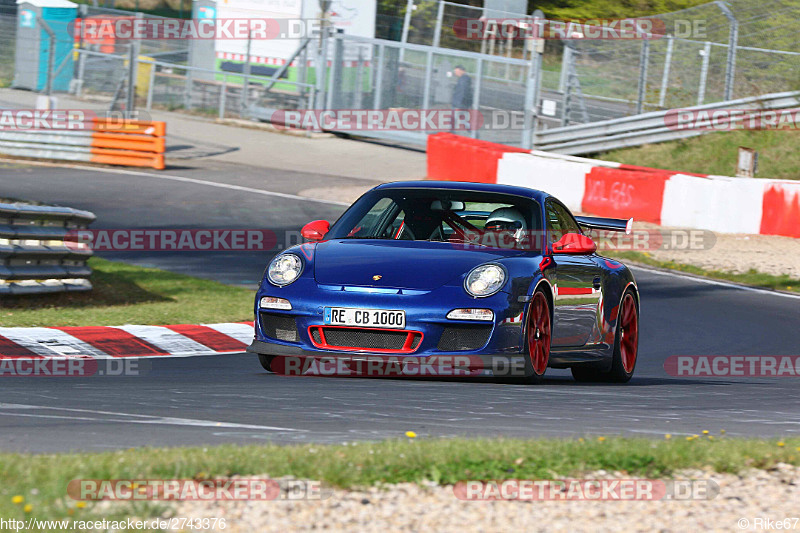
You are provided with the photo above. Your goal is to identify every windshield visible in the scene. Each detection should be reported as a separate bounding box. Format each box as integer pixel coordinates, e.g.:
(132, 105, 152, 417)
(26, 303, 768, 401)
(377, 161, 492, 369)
(327, 188, 543, 251)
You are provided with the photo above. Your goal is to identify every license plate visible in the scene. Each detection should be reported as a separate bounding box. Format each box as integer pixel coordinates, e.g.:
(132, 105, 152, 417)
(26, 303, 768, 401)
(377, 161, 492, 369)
(324, 307, 406, 329)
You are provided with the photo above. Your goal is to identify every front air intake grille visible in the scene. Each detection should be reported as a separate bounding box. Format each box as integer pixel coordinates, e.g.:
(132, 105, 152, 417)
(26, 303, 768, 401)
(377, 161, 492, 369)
(309, 326, 422, 353)
(260, 313, 298, 342)
(437, 325, 493, 351)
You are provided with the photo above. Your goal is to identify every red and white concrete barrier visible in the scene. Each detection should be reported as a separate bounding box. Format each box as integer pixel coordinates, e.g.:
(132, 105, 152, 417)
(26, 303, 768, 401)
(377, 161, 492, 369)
(0, 322, 253, 359)
(426, 133, 800, 238)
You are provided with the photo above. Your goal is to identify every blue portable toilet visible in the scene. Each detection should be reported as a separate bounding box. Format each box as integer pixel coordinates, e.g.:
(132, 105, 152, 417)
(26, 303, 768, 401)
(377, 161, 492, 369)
(13, 0, 77, 92)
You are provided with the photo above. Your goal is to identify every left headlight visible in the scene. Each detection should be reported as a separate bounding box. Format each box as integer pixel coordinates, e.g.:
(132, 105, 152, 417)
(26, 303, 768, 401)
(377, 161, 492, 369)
(464, 264, 506, 297)
(267, 253, 303, 287)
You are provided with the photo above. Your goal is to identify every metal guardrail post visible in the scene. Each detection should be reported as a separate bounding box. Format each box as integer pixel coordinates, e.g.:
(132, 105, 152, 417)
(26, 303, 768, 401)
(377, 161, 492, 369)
(125, 43, 137, 119)
(399, 0, 414, 62)
(470, 56, 482, 139)
(432, 0, 445, 49)
(76, 48, 86, 97)
(636, 40, 650, 115)
(38, 19, 56, 96)
(325, 31, 342, 111)
(522, 11, 545, 150)
(697, 41, 711, 105)
(241, 32, 252, 117)
(315, 27, 329, 109)
(716, 0, 738, 102)
(354, 47, 364, 109)
(374, 44, 385, 109)
(146, 62, 156, 110)
(422, 49, 433, 111)
(559, 45, 571, 93)
(658, 35, 674, 108)
(219, 74, 227, 120)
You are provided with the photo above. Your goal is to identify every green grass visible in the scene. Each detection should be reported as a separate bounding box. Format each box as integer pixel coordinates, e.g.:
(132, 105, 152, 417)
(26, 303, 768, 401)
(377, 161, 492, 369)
(597, 129, 800, 180)
(2, 436, 799, 527)
(0, 257, 254, 326)
(607, 251, 800, 293)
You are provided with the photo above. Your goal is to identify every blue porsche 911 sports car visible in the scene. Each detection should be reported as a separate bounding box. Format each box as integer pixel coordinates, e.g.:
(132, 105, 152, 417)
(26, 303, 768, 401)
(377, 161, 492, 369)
(247, 181, 639, 384)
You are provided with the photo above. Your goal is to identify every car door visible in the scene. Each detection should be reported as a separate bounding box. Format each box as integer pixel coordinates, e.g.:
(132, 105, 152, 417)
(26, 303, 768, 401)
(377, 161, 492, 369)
(545, 199, 602, 347)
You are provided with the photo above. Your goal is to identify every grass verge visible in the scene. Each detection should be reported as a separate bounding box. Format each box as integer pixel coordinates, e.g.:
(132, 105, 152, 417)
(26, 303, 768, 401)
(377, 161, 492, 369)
(597, 129, 800, 180)
(2, 436, 798, 526)
(0, 257, 254, 327)
(607, 251, 800, 294)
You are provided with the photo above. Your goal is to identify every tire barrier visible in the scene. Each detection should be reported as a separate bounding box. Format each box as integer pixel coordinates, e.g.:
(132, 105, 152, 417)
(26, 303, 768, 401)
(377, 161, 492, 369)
(426, 133, 800, 238)
(0, 202, 96, 295)
(0, 118, 166, 170)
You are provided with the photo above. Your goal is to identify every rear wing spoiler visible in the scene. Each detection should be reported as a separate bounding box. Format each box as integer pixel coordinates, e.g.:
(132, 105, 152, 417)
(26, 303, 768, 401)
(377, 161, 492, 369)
(575, 216, 633, 235)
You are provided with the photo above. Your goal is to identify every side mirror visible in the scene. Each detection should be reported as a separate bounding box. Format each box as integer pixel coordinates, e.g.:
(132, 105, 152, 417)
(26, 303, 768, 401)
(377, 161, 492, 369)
(552, 233, 597, 255)
(301, 220, 330, 241)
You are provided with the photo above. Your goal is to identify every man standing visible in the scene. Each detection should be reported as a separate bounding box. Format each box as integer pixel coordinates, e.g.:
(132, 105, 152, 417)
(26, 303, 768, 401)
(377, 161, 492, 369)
(451, 65, 473, 109)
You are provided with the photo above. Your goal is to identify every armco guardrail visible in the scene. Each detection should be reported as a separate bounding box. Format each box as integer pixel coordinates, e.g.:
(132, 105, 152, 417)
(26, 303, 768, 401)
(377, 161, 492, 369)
(0, 202, 96, 295)
(534, 91, 800, 155)
(0, 118, 166, 170)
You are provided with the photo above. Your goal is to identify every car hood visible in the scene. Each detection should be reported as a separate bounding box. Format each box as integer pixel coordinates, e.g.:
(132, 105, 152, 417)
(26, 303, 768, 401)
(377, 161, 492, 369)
(313, 240, 522, 291)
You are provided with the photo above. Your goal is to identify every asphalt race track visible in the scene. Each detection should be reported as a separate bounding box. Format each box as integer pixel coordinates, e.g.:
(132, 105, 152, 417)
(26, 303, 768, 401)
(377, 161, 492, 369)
(1, 162, 799, 453)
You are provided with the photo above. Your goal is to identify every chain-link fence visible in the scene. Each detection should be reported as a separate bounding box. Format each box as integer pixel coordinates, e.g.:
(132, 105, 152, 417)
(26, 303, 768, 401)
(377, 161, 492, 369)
(0, 3, 16, 88)
(4, 0, 800, 149)
(394, 0, 800, 119)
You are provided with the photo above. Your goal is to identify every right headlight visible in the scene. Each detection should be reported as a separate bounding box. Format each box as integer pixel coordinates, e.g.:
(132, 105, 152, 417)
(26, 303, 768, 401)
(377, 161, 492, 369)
(267, 253, 303, 287)
(464, 264, 506, 297)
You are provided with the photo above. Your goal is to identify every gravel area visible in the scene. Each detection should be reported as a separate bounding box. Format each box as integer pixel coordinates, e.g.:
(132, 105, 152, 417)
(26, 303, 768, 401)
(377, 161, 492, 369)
(632, 221, 800, 279)
(298, 184, 799, 280)
(164, 465, 800, 532)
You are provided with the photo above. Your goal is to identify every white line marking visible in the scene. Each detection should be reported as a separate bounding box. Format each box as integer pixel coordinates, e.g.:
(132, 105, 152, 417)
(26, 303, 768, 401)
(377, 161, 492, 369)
(0, 403, 305, 432)
(0, 158, 349, 206)
(631, 265, 800, 300)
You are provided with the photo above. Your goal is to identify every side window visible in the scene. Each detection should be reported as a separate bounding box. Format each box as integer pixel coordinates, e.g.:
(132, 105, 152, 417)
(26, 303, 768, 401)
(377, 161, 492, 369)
(546, 200, 581, 244)
(553, 202, 581, 236)
(347, 197, 397, 237)
(384, 210, 408, 239)
(545, 201, 565, 244)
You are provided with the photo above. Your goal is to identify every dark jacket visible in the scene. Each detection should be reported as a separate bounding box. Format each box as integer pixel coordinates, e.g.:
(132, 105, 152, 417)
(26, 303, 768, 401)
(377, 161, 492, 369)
(452, 74, 473, 109)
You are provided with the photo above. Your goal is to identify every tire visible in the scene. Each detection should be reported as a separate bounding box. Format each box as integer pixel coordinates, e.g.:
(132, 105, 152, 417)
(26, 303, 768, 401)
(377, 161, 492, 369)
(522, 289, 552, 384)
(258, 354, 275, 372)
(571, 289, 639, 383)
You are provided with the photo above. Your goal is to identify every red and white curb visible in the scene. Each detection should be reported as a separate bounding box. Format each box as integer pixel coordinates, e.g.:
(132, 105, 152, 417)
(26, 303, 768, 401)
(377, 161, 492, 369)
(0, 323, 253, 359)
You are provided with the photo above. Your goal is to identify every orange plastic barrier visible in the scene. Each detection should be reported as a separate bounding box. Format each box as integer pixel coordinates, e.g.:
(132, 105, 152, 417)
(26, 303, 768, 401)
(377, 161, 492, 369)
(427, 133, 528, 183)
(90, 132, 166, 153)
(760, 183, 800, 238)
(88, 119, 166, 170)
(92, 118, 167, 137)
(582, 167, 670, 224)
